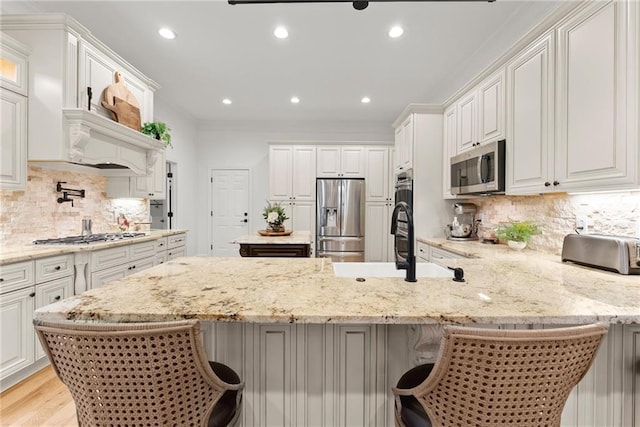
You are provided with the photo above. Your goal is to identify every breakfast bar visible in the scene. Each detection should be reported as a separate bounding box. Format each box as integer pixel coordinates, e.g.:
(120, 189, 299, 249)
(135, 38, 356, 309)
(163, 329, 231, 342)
(35, 251, 640, 427)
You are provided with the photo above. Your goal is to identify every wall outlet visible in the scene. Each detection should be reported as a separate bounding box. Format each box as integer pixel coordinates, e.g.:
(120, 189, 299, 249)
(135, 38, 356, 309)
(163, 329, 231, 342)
(576, 215, 588, 234)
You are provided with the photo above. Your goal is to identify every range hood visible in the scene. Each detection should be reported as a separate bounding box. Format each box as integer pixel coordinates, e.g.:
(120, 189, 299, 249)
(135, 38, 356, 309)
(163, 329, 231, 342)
(30, 110, 165, 176)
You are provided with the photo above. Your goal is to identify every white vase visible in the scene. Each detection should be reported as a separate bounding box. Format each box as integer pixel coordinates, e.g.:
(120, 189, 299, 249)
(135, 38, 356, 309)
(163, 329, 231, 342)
(507, 240, 527, 250)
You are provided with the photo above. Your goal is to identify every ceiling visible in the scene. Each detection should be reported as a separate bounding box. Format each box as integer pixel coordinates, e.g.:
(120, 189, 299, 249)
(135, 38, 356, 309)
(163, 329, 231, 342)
(2, 0, 562, 124)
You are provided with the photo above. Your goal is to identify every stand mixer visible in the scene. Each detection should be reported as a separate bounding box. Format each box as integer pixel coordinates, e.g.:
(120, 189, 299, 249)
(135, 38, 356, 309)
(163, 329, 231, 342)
(445, 203, 480, 241)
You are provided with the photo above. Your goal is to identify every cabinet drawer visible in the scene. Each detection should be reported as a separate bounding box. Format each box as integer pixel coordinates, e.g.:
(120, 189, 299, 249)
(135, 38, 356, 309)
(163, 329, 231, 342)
(129, 257, 155, 273)
(35, 255, 74, 283)
(167, 247, 186, 260)
(417, 242, 429, 262)
(129, 241, 156, 262)
(91, 246, 130, 272)
(429, 247, 459, 266)
(167, 234, 186, 249)
(155, 253, 168, 265)
(0, 261, 34, 294)
(91, 264, 128, 289)
(154, 237, 168, 253)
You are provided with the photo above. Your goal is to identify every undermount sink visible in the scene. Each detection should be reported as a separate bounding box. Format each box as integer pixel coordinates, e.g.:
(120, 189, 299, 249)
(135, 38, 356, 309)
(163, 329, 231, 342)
(332, 262, 453, 278)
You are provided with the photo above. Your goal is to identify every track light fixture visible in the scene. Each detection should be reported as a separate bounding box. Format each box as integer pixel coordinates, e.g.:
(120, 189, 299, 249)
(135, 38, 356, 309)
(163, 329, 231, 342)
(228, 0, 495, 11)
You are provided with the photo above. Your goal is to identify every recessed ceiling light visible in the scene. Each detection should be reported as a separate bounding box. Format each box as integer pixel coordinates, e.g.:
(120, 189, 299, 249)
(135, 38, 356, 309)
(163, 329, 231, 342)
(222, 98, 232, 105)
(290, 96, 300, 104)
(158, 27, 176, 40)
(274, 26, 289, 39)
(388, 26, 404, 38)
(361, 96, 371, 104)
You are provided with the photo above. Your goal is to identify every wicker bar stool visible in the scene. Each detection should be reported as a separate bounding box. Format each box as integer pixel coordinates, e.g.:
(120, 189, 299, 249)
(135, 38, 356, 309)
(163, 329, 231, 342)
(392, 323, 607, 427)
(35, 319, 244, 427)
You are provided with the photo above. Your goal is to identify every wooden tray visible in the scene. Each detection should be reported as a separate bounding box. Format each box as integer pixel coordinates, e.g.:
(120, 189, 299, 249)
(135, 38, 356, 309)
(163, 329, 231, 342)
(258, 230, 293, 236)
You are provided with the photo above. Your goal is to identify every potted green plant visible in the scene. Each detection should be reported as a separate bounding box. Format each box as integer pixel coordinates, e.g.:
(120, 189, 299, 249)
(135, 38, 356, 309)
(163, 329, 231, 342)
(262, 201, 289, 232)
(496, 220, 541, 250)
(141, 122, 172, 148)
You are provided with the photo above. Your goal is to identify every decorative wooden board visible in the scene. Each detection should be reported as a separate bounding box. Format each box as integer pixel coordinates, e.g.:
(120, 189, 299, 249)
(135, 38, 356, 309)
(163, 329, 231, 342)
(111, 96, 141, 131)
(258, 230, 293, 236)
(101, 71, 140, 123)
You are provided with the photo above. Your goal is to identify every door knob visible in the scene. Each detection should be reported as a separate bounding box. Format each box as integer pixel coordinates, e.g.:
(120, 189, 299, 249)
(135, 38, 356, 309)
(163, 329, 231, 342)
(244, 212, 248, 216)
(241, 219, 248, 223)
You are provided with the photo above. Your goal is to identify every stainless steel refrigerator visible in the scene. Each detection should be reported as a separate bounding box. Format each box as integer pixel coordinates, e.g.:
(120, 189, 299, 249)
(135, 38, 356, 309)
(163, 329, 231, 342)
(316, 178, 365, 262)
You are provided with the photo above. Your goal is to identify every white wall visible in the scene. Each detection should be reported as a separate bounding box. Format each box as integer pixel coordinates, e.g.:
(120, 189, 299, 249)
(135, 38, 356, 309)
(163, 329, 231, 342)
(153, 99, 199, 256)
(195, 120, 394, 255)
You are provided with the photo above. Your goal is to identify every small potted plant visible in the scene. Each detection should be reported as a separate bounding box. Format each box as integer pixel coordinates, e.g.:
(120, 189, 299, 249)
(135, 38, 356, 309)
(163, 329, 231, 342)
(141, 122, 172, 148)
(496, 220, 541, 250)
(262, 201, 289, 232)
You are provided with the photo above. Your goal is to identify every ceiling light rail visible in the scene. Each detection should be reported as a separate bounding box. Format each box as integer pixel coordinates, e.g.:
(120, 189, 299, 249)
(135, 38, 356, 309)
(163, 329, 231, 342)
(229, 0, 495, 11)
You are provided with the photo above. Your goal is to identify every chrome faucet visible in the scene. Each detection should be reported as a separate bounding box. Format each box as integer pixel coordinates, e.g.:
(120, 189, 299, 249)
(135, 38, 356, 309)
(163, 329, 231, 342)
(390, 201, 416, 282)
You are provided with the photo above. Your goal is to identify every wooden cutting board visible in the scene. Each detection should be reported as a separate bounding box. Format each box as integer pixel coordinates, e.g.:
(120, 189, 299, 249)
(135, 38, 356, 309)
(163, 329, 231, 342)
(110, 96, 141, 131)
(101, 71, 140, 123)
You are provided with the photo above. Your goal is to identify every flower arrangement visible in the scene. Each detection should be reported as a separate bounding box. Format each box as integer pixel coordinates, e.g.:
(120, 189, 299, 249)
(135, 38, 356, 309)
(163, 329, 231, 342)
(262, 201, 289, 231)
(496, 220, 541, 245)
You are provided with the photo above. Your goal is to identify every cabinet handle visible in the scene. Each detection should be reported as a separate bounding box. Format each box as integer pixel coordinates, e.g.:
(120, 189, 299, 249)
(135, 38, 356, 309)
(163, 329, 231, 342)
(544, 182, 551, 187)
(0, 278, 4, 282)
(29, 292, 35, 298)
(241, 219, 248, 223)
(159, 243, 164, 247)
(127, 266, 132, 270)
(131, 265, 136, 269)
(54, 295, 61, 301)
(553, 181, 560, 186)
(54, 266, 61, 271)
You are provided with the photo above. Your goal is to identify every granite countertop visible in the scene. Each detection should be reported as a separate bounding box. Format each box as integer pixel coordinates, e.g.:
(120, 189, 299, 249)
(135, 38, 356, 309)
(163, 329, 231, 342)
(231, 230, 312, 245)
(36, 251, 640, 325)
(417, 236, 550, 259)
(0, 229, 188, 265)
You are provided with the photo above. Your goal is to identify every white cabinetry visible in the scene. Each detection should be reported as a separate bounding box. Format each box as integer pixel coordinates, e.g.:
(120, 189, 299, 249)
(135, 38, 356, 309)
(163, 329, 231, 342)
(554, 0, 637, 192)
(415, 241, 463, 267)
(0, 34, 29, 190)
(269, 145, 316, 201)
(89, 240, 158, 289)
(106, 149, 166, 199)
(506, 32, 556, 194)
(0, 255, 73, 391)
(364, 146, 394, 262)
(317, 145, 365, 178)
(166, 233, 187, 260)
(394, 115, 414, 173)
(442, 105, 457, 199)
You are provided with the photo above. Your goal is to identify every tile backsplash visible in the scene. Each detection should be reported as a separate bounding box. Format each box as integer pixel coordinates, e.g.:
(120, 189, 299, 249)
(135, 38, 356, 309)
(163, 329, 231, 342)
(0, 166, 150, 246)
(467, 191, 640, 254)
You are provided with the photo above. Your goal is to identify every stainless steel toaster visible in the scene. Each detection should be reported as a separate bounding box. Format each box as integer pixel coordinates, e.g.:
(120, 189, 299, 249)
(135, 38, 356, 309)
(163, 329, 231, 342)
(561, 234, 640, 275)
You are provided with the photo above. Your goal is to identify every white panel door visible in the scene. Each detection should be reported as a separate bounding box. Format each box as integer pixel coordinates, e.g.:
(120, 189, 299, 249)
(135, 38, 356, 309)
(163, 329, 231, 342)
(337, 326, 374, 427)
(365, 202, 391, 262)
(292, 146, 316, 200)
(0, 287, 34, 379)
(317, 146, 341, 177)
(457, 91, 477, 153)
(364, 147, 390, 202)
(0, 89, 26, 190)
(340, 146, 365, 178)
(478, 69, 505, 143)
(211, 170, 250, 256)
(442, 105, 457, 199)
(291, 201, 314, 234)
(269, 146, 293, 200)
(506, 32, 555, 194)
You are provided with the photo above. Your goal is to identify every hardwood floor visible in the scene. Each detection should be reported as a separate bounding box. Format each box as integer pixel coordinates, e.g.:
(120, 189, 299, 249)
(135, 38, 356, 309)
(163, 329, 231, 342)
(0, 367, 77, 426)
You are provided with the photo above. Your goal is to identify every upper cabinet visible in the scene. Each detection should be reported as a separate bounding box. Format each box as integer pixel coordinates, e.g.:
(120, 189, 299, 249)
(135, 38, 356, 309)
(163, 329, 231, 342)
(316, 145, 365, 178)
(394, 115, 414, 173)
(553, 0, 637, 193)
(0, 15, 163, 176)
(364, 146, 393, 202)
(454, 69, 505, 155)
(106, 150, 166, 199)
(0, 33, 29, 190)
(442, 105, 458, 199)
(507, 1, 637, 194)
(506, 32, 556, 194)
(269, 145, 316, 201)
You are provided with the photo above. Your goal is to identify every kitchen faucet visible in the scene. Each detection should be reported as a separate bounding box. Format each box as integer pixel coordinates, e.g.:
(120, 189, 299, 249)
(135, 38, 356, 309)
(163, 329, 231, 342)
(390, 201, 416, 282)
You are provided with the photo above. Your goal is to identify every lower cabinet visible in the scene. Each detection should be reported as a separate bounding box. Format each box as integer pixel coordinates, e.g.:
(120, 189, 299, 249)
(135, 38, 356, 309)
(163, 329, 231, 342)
(365, 202, 394, 262)
(203, 322, 639, 426)
(0, 256, 74, 391)
(88, 241, 157, 289)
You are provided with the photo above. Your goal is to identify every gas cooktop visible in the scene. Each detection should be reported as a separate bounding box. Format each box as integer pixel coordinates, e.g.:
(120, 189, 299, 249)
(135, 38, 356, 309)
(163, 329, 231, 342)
(33, 233, 146, 245)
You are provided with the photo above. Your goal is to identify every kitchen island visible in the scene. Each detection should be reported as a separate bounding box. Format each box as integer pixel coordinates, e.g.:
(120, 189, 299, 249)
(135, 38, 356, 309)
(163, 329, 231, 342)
(231, 230, 312, 257)
(35, 254, 640, 427)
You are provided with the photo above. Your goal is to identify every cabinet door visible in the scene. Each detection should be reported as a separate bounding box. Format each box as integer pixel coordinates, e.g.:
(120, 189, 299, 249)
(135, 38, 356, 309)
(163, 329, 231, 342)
(478, 69, 505, 143)
(0, 40, 28, 96)
(317, 146, 341, 177)
(365, 202, 391, 262)
(167, 247, 186, 260)
(292, 146, 316, 200)
(0, 287, 35, 379)
(35, 255, 74, 283)
(394, 125, 404, 173)
(365, 147, 390, 202)
(457, 91, 477, 153)
(506, 32, 555, 195)
(35, 277, 74, 360)
(90, 264, 128, 289)
(340, 146, 365, 178)
(442, 105, 457, 199)
(90, 246, 130, 272)
(291, 201, 314, 233)
(131, 150, 166, 199)
(399, 116, 413, 172)
(555, 1, 636, 191)
(0, 89, 27, 190)
(0, 261, 34, 295)
(269, 146, 293, 199)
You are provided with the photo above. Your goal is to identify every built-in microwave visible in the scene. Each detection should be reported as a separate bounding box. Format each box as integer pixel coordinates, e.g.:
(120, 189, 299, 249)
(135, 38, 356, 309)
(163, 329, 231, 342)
(450, 139, 505, 195)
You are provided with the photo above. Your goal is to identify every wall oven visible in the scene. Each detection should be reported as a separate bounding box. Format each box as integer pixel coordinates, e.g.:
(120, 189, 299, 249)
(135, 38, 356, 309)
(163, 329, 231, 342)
(393, 170, 413, 263)
(450, 139, 506, 195)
